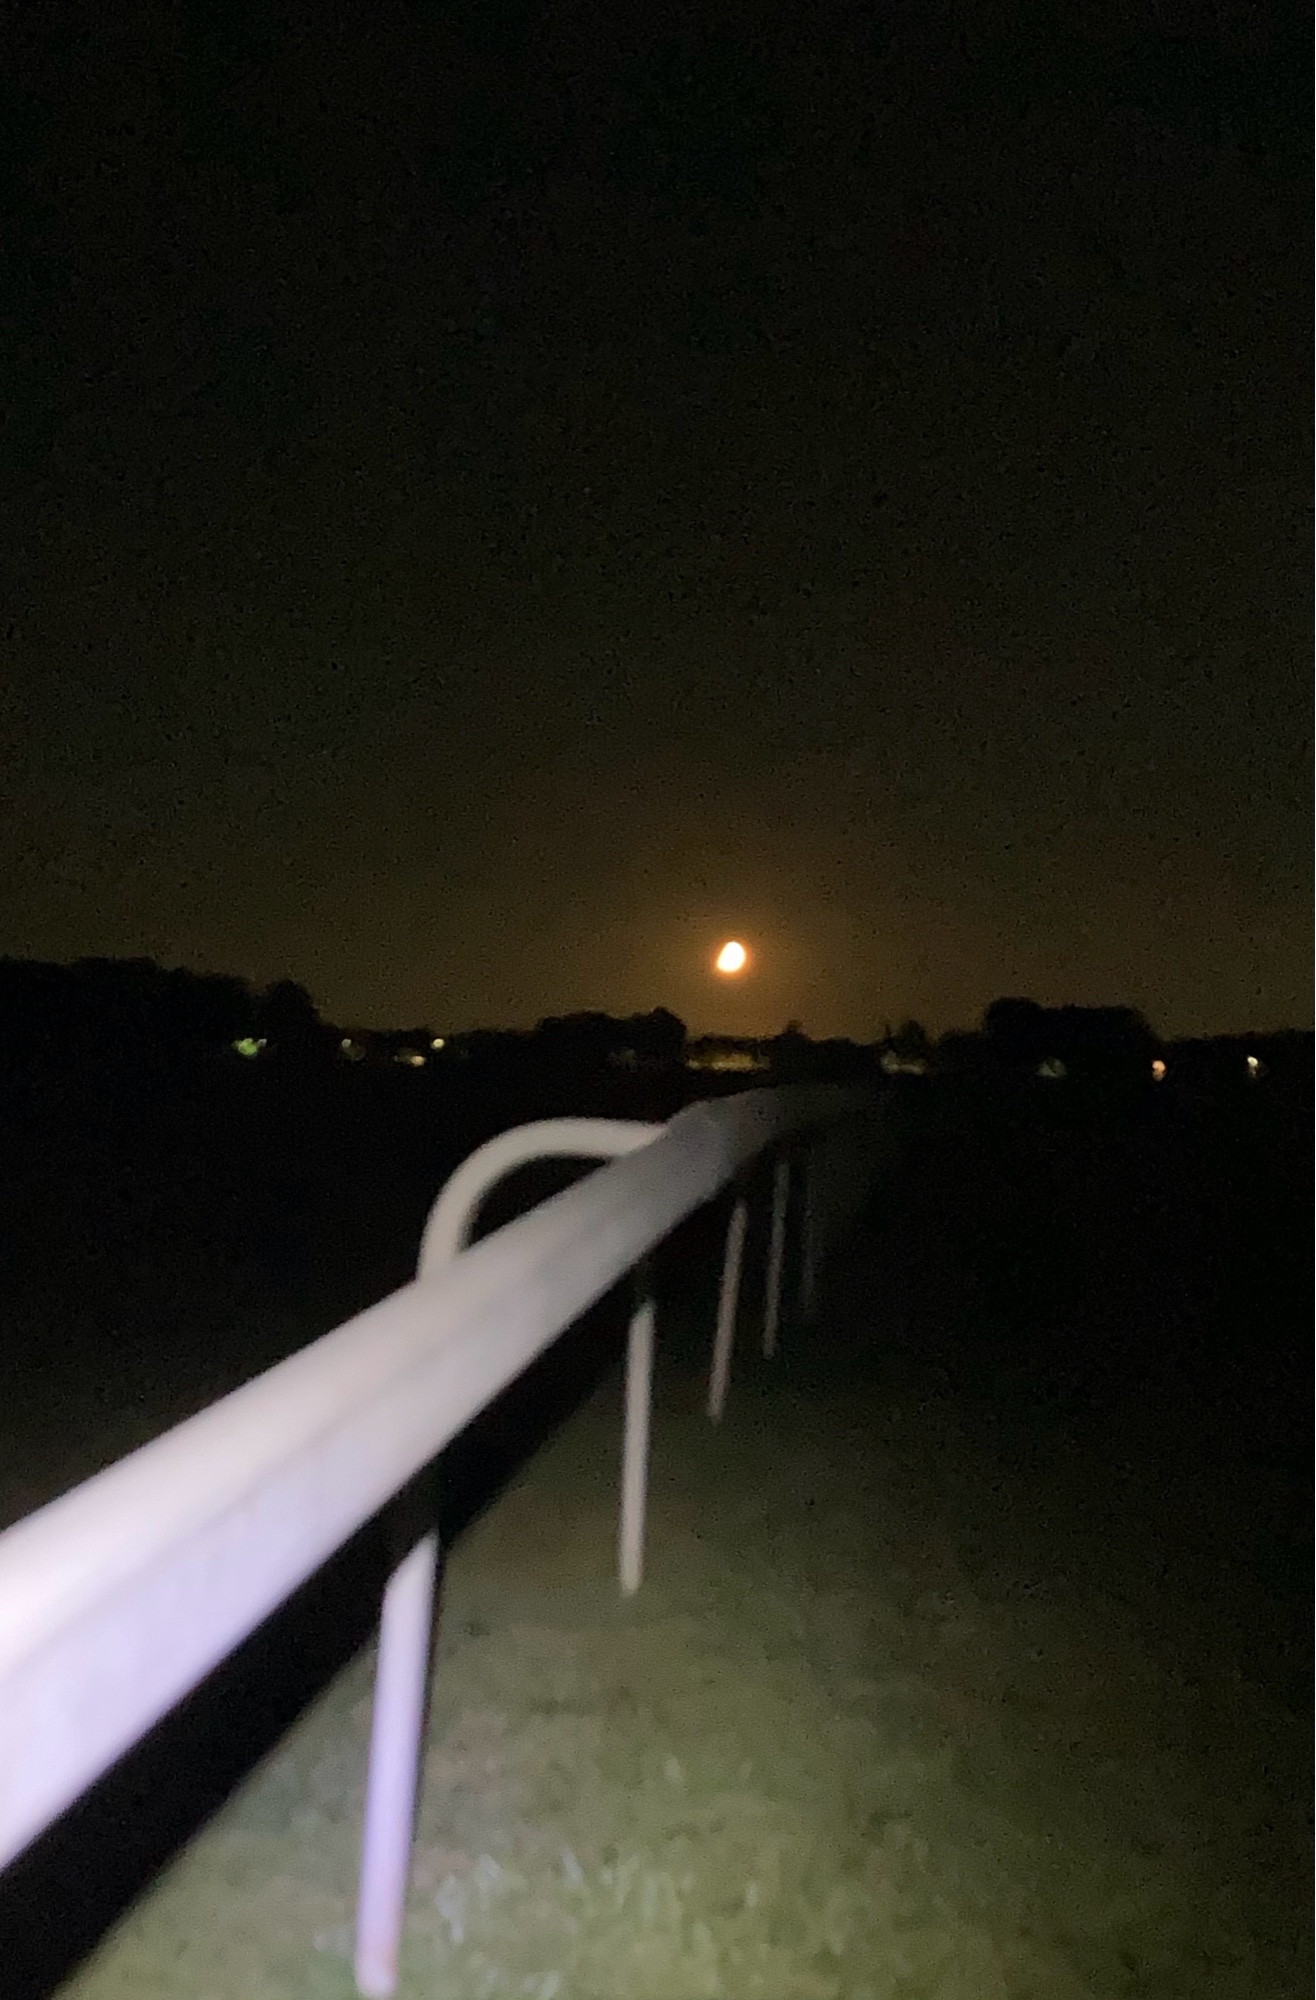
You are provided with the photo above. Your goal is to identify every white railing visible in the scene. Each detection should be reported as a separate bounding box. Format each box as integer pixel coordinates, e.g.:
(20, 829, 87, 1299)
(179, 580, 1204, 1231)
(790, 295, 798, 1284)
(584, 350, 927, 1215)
(0, 1082, 880, 1994)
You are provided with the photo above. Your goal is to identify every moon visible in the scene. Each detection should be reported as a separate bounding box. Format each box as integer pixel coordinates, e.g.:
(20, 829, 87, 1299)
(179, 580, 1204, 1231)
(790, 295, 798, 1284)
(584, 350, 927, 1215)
(714, 939, 749, 975)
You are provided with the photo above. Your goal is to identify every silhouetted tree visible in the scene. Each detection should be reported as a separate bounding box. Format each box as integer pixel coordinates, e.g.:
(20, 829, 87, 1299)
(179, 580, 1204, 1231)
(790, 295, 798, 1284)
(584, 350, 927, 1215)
(1050, 1006, 1157, 1072)
(257, 980, 332, 1065)
(533, 1012, 620, 1069)
(623, 1008, 687, 1067)
(889, 1019, 933, 1064)
(932, 1030, 989, 1075)
(461, 1028, 532, 1069)
(767, 1021, 811, 1076)
(983, 998, 1158, 1083)
(0, 956, 260, 1085)
(982, 997, 1048, 1064)
(170, 970, 255, 1050)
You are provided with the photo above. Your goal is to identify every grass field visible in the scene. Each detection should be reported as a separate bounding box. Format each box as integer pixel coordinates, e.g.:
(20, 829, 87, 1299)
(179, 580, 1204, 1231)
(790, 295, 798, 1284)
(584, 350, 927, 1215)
(1, 1073, 1308, 1997)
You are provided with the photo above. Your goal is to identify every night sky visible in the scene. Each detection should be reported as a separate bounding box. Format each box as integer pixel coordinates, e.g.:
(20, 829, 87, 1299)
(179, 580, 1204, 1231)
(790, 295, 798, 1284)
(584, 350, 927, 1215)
(2, 2, 1309, 1039)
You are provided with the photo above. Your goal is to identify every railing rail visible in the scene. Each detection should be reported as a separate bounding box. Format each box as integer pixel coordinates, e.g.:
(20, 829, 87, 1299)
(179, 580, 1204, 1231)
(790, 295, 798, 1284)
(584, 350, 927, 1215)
(0, 1081, 879, 1991)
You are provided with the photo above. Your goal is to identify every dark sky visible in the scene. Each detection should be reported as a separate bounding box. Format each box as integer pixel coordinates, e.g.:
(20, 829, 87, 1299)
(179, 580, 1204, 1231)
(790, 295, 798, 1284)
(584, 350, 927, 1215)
(2, 1, 1309, 1038)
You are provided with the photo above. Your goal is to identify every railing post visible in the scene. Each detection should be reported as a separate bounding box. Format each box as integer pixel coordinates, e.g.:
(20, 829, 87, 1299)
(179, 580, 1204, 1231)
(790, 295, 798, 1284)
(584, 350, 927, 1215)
(354, 1530, 439, 1997)
(354, 1116, 659, 1996)
(618, 1290, 656, 1595)
(762, 1154, 790, 1359)
(707, 1194, 748, 1422)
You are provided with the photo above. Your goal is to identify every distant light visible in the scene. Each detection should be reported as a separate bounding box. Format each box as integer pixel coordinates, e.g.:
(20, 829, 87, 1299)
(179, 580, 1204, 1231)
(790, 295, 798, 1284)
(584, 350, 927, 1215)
(232, 1036, 266, 1058)
(430, 1036, 446, 1050)
(715, 939, 748, 976)
(881, 1050, 928, 1076)
(1151, 1058, 1167, 1082)
(340, 1037, 366, 1061)
(686, 1046, 763, 1073)
(1246, 1053, 1264, 1079)
(395, 1049, 426, 1067)
(1037, 1056, 1067, 1080)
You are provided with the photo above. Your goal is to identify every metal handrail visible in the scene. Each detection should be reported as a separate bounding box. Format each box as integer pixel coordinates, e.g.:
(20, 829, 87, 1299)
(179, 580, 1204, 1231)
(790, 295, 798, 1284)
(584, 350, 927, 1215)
(0, 1081, 877, 1992)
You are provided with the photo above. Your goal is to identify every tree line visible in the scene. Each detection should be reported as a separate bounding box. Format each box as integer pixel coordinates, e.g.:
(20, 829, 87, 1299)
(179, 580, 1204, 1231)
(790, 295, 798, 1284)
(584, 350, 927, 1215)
(0, 956, 1307, 1096)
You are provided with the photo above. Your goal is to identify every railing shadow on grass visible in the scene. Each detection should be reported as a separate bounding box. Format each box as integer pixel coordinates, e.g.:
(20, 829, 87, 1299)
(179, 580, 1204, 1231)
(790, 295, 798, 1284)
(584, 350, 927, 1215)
(0, 1089, 873, 1999)
(0, 1233, 720, 1999)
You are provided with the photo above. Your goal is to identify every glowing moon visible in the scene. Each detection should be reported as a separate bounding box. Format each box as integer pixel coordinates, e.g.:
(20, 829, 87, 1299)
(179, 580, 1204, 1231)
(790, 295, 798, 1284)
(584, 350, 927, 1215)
(714, 939, 749, 975)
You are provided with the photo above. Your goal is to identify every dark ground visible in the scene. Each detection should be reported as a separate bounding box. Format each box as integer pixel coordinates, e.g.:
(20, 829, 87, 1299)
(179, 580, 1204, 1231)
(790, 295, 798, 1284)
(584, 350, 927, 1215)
(854, 1067, 1311, 1699)
(0, 1058, 1309, 1994)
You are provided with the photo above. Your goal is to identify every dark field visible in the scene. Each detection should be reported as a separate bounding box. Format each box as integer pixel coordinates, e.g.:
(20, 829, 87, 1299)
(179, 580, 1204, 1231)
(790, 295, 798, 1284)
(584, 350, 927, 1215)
(0, 1057, 1309, 1996)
